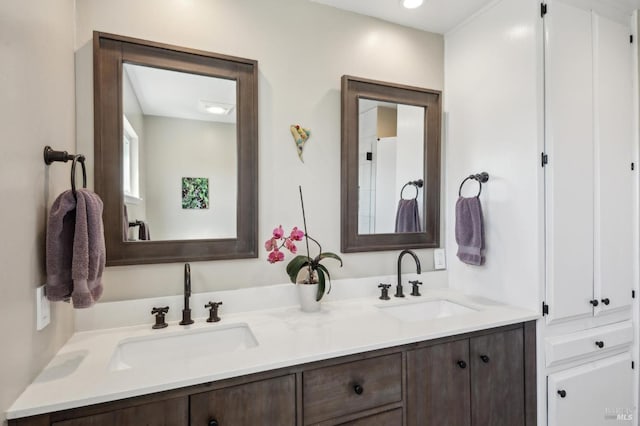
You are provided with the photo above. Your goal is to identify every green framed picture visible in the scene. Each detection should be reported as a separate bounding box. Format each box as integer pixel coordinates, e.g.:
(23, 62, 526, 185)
(182, 177, 209, 209)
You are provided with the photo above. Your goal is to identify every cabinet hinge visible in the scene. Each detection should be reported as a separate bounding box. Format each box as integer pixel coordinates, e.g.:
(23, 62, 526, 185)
(541, 152, 548, 167)
(541, 3, 548, 17)
(631, 35, 634, 44)
(366, 152, 373, 161)
(542, 302, 549, 316)
(632, 361, 635, 369)
(633, 290, 636, 299)
(632, 163, 635, 171)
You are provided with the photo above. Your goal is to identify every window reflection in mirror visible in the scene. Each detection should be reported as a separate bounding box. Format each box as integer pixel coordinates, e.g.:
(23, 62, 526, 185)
(358, 99, 425, 234)
(121, 63, 238, 242)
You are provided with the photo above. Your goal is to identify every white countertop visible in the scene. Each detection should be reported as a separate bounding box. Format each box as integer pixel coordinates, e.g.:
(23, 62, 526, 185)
(7, 277, 538, 419)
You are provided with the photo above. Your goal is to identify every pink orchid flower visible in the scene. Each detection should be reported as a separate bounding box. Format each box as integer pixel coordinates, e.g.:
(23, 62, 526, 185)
(264, 237, 277, 251)
(284, 238, 297, 254)
(267, 248, 285, 264)
(272, 225, 285, 239)
(290, 227, 304, 241)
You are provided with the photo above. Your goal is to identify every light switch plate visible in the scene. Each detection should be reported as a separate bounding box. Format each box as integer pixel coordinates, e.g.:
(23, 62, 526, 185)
(434, 248, 446, 270)
(36, 285, 50, 331)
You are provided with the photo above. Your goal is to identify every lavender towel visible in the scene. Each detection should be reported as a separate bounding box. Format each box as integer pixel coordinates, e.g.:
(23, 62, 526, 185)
(46, 189, 106, 308)
(395, 199, 421, 233)
(455, 196, 485, 265)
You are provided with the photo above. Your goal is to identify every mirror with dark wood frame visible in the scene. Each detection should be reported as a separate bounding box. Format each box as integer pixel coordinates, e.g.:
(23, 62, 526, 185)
(341, 75, 441, 253)
(94, 32, 258, 265)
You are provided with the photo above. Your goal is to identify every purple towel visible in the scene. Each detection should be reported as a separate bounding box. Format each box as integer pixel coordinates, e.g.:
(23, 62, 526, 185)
(46, 189, 106, 308)
(455, 196, 485, 265)
(395, 199, 421, 233)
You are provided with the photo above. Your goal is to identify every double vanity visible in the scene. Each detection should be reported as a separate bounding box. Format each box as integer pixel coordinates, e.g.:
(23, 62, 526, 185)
(8, 277, 537, 425)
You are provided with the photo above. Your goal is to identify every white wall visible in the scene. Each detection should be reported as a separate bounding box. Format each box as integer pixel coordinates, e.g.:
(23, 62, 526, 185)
(0, 1, 76, 423)
(144, 116, 237, 240)
(75, 0, 445, 301)
(444, 0, 543, 311)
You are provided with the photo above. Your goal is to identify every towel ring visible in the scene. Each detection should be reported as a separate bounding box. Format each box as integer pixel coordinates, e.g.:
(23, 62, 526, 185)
(458, 172, 489, 197)
(400, 179, 424, 200)
(71, 155, 87, 197)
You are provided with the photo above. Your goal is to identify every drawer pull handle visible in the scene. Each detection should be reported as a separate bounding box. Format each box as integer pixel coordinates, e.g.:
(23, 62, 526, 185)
(601, 298, 610, 305)
(480, 354, 490, 363)
(353, 384, 364, 395)
(595, 341, 605, 348)
(557, 390, 567, 398)
(457, 360, 467, 369)
(208, 419, 219, 426)
(589, 299, 599, 307)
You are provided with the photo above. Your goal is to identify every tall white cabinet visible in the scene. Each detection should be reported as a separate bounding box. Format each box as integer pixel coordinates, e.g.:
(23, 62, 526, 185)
(444, 0, 638, 425)
(544, 1, 635, 324)
(543, 1, 637, 425)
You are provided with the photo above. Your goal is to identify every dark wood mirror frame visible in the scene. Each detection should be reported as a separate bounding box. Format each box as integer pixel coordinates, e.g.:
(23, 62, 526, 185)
(94, 32, 258, 266)
(341, 75, 441, 253)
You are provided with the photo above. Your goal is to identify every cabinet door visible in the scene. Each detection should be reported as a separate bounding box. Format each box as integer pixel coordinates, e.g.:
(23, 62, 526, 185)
(547, 352, 633, 426)
(190, 375, 295, 426)
(470, 328, 525, 426)
(52, 397, 187, 426)
(592, 12, 634, 317)
(406, 340, 470, 426)
(544, 0, 595, 324)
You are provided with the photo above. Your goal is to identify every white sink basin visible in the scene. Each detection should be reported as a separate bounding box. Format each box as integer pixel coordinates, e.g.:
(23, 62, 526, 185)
(377, 299, 478, 322)
(109, 323, 258, 371)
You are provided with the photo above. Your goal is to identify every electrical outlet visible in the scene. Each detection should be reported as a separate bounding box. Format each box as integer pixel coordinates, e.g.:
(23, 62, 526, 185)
(36, 285, 50, 331)
(434, 248, 446, 270)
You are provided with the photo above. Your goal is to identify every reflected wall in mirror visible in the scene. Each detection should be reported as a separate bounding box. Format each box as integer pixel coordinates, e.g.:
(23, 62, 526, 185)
(341, 76, 441, 253)
(122, 63, 238, 241)
(94, 32, 258, 265)
(357, 99, 425, 234)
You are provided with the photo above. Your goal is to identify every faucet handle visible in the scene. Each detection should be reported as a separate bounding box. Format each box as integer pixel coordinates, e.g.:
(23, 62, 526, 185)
(205, 301, 223, 323)
(151, 306, 169, 329)
(378, 283, 391, 300)
(409, 280, 422, 297)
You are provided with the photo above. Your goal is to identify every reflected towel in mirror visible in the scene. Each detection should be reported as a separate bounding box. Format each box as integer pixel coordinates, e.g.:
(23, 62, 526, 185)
(395, 199, 421, 233)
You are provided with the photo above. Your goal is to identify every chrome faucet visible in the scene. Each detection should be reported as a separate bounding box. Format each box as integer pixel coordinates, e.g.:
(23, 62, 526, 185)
(180, 263, 194, 325)
(395, 250, 421, 298)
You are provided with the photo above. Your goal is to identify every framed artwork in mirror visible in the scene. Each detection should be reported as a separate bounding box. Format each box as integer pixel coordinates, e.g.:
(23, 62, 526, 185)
(341, 75, 442, 253)
(94, 32, 258, 265)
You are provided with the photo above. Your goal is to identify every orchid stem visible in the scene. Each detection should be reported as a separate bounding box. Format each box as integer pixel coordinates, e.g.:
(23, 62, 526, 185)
(299, 186, 313, 278)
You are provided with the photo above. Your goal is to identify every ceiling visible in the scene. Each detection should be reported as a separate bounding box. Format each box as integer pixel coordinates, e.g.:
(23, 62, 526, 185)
(310, 0, 495, 34)
(124, 63, 237, 124)
(311, 0, 640, 34)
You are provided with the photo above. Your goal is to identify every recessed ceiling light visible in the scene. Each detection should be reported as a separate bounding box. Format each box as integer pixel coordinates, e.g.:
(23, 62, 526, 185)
(199, 100, 234, 115)
(402, 0, 423, 9)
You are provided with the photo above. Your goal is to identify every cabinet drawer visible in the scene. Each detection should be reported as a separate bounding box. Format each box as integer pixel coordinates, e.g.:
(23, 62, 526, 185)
(303, 353, 402, 424)
(545, 321, 633, 367)
(337, 409, 403, 426)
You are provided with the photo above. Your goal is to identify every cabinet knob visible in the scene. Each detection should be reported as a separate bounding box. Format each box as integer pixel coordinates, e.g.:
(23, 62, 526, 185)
(480, 354, 490, 363)
(595, 340, 605, 348)
(589, 299, 599, 307)
(457, 360, 467, 369)
(353, 384, 364, 395)
(557, 390, 567, 398)
(601, 298, 610, 306)
(208, 419, 219, 426)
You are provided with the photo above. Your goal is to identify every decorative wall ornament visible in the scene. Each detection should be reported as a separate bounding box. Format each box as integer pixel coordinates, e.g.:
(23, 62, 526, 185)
(182, 177, 209, 209)
(290, 124, 311, 162)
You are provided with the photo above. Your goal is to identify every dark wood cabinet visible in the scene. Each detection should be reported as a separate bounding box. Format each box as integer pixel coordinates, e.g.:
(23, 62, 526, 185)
(470, 328, 524, 426)
(407, 339, 471, 426)
(9, 322, 535, 426)
(407, 327, 529, 426)
(190, 375, 296, 426)
(303, 353, 402, 424)
(51, 397, 187, 426)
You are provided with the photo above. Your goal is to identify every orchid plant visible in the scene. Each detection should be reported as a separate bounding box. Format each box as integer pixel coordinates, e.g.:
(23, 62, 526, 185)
(265, 187, 343, 301)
